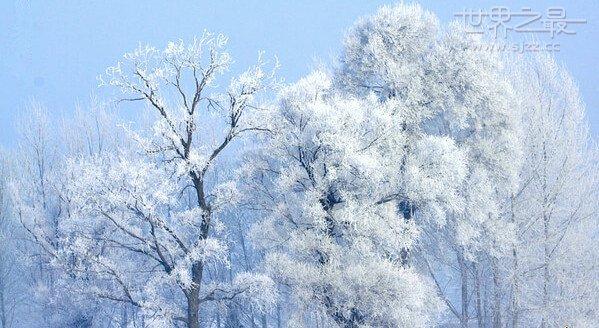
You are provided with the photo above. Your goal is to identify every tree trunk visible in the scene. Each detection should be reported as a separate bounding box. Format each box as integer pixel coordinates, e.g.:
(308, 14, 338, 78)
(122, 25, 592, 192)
(186, 176, 210, 328)
(492, 259, 502, 328)
(186, 284, 201, 328)
(276, 305, 282, 328)
(473, 262, 484, 328)
(186, 252, 205, 328)
(0, 281, 6, 328)
(540, 143, 549, 328)
(261, 314, 268, 328)
(511, 247, 520, 328)
(541, 210, 550, 328)
(483, 280, 489, 328)
(510, 196, 519, 328)
(457, 250, 469, 328)
(120, 305, 128, 328)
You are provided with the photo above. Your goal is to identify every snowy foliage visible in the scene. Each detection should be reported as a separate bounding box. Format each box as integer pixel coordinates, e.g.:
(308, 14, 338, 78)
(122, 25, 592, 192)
(242, 69, 452, 326)
(506, 54, 599, 327)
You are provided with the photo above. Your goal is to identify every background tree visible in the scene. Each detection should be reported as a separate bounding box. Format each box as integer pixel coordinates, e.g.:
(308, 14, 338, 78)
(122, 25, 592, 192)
(506, 54, 599, 328)
(0, 150, 21, 328)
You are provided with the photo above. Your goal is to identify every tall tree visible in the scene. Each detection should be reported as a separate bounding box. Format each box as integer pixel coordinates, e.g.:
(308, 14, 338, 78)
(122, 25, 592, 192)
(15, 35, 277, 327)
(336, 4, 521, 327)
(243, 64, 468, 326)
(507, 54, 599, 327)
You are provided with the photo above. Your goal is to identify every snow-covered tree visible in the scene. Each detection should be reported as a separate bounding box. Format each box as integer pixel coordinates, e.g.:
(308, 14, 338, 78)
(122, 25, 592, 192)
(0, 151, 21, 328)
(506, 54, 599, 328)
(10, 102, 100, 327)
(243, 60, 471, 326)
(14, 34, 277, 328)
(336, 4, 522, 327)
(8, 101, 148, 326)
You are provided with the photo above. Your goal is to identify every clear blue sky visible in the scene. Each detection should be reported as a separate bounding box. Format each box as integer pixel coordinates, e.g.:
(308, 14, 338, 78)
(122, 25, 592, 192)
(1, 0, 597, 146)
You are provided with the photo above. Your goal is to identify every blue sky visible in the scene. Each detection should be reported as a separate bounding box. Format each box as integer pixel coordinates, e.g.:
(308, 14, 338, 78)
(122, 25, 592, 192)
(1, 0, 597, 146)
